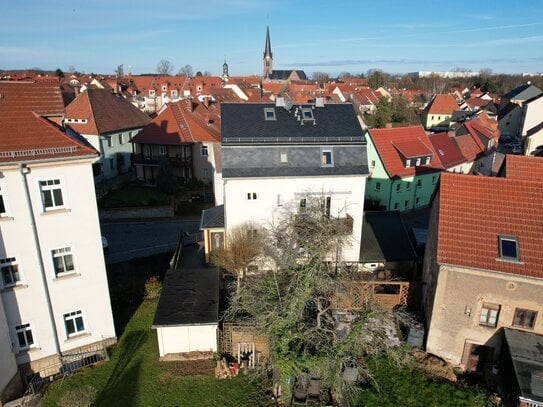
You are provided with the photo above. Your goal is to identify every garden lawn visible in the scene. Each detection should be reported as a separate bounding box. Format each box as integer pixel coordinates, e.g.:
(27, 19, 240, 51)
(353, 357, 497, 407)
(99, 185, 170, 208)
(42, 299, 269, 407)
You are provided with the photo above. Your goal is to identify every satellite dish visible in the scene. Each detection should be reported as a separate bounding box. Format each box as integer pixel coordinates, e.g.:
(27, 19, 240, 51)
(284, 100, 293, 111)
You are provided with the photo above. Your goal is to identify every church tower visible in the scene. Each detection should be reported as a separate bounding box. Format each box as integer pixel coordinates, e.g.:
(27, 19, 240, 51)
(262, 26, 273, 79)
(222, 58, 229, 81)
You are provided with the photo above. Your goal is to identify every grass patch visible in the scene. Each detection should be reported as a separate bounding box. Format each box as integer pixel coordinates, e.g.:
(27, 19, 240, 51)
(42, 299, 269, 407)
(99, 184, 170, 208)
(353, 357, 496, 407)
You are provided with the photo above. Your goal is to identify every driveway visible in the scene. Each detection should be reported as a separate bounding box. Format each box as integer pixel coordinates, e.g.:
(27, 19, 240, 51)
(101, 219, 201, 264)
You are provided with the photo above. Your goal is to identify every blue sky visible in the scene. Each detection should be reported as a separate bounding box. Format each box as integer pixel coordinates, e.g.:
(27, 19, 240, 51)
(2, 0, 543, 77)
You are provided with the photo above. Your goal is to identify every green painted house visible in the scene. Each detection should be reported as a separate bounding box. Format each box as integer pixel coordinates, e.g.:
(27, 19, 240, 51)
(365, 125, 441, 211)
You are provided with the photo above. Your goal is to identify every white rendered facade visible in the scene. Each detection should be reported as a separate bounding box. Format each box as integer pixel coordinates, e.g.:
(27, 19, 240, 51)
(155, 324, 218, 357)
(0, 157, 116, 376)
(0, 296, 18, 401)
(224, 175, 366, 262)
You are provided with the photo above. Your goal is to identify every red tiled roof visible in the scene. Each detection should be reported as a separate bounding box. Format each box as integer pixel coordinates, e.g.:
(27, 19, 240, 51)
(368, 125, 440, 178)
(428, 132, 466, 169)
(437, 171, 543, 278)
(506, 154, 543, 182)
(66, 88, 151, 135)
(132, 99, 220, 145)
(0, 81, 97, 163)
(422, 94, 458, 114)
(453, 133, 483, 161)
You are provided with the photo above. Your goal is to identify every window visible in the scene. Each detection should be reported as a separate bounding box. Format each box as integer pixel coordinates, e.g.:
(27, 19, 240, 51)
(1, 257, 19, 287)
(406, 182, 411, 190)
(321, 196, 331, 217)
(159, 145, 167, 156)
(14, 323, 34, 351)
(479, 303, 500, 327)
(171, 90, 178, 98)
(277, 194, 283, 207)
(370, 160, 375, 168)
(143, 145, 151, 159)
(64, 310, 85, 337)
(149, 90, 156, 97)
(203, 168, 209, 178)
(513, 308, 537, 329)
(425, 156, 431, 165)
(247, 192, 257, 200)
(264, 108, 276, 121)
(404, 200, 409, 208)
(499, 236, 519, 261)
(431, 116, 434, 120)
(118, 134, 124, 145)
(396, 184, 401, 193)
(107, 137, 112, 148)
(0, 183, 9, 217)
(201, 145, 209, 156)
(302, 107, 314, 120)
(432, 175, 437, 185)
(109, 159, 115, 170)
(39, 179, 64, 210)
(393, 203, 398, 210)
(321, 149, 333, 166)
(415, 158, 421, 166)
(280, 152, 288, 163)
(300, 198, 307, 209)
(375, 182, 381, 192)
(405, 159, 411, 168)
(415, 197, 420, 205)
(52, 247, 74, 276)
(416, 179, 422, 189)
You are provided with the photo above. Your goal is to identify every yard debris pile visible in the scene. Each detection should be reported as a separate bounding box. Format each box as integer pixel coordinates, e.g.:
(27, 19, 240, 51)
(214, 358, 239, 379)
(412, 348, 457, 382)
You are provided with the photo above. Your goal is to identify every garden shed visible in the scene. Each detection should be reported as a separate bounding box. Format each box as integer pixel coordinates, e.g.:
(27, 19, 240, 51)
(152, 268, 219, 360)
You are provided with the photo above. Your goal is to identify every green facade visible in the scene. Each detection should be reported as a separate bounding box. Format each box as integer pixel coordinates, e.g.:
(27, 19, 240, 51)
(365, 133, 440, 211)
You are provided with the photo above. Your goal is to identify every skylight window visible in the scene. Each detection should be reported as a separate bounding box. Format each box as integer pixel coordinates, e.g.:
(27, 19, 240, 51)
(264, 108, 276, 121)
(498, 236, 520, 261)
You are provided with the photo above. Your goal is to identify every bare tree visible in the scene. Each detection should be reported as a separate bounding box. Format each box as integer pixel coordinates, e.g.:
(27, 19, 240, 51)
(115, 64, 124, 78)
(210, 223, 262, 290)
(226, 198, 412, 403)
(177, 64, 193, 77)
(312, 71, 330, 83)
(156, 59, 174, 75)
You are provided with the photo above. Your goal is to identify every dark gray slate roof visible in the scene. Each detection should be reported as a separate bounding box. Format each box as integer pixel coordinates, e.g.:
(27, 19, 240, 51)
(451, 109, 478, 123)
(504, 328, 543, 403)
(359, 211, 416, 262)
(221, 102, 366, 145)
(268, 70, 307, 80)
(200, 205, 224, 229)
(153, 268, 219, 327)
(502, 84, 543, 102)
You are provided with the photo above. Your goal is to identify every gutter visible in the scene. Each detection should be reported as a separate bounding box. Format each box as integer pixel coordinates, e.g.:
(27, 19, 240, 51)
(1, 153, 98, 168)
(20, 163, 63, 358)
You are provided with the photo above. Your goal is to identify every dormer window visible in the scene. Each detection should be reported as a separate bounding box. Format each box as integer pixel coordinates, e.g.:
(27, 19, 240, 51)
(301, 107, 314, 120)
(415, 158, 421, 166)
(498, 236, 520, 262)
(149, 90, 156, 97)
(425, 156, 431, 165)
(405, 159, 411, 168)
(264, 108, 276, 121)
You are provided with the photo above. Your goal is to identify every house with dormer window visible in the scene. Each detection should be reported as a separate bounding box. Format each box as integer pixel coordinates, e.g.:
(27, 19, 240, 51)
(365, 125, 441, 212)
(422, 155, 543, 374)
(213, 101, 368, 263)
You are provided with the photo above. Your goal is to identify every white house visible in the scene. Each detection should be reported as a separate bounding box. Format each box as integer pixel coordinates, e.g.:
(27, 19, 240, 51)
(0, 80, 116, 396)
(0, 296, 19, 404)
(219, 101, 369, 263)
(65, 88, 151, 180)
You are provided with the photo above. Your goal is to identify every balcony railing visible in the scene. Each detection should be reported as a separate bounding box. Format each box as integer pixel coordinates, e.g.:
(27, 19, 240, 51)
(132, 154, 192, 166)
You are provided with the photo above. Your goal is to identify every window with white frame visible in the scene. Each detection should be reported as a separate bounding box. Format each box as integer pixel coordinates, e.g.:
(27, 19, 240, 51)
(277, 194, 283, 207)
(149, 90, 156, 97)
(1, 257, 20, 287)
(415, 158, 421, 166)
(39, 179, 64, 211)
(247, 192, 257, 200)
(370, 160, 375, 168)
(425, 156, 431, 165)
(479, 303, 500, 327)
(118, 134, 123, 145)
(14, 323, 35, 351)
(52, 247, 75, 276)
(201, 145, 209, 156)
(107, 137, 112, 148)
(499, 236, 520, 261)
(0, 183, 9, 217)
(159, 145, 167, 156)
(171, 90, 178, 98)
(280, 152, 288, 163)
(321, 149, 333, 166)
(64, 310, 85, 337)
(264, 108, 276, 121)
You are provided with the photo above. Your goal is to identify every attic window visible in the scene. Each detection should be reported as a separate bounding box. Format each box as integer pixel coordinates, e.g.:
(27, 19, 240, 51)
(264, 108, 276, 121)
(301, 107, 314, 120)
(425, 156, 431, 165)
(498, 236, 520, 262)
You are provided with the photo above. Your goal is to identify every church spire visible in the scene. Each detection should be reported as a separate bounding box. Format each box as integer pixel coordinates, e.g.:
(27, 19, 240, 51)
(263, 25, 273, 79)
